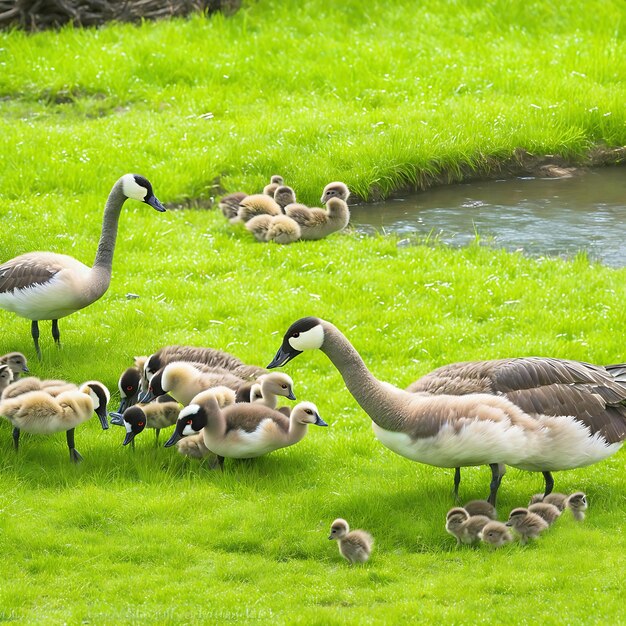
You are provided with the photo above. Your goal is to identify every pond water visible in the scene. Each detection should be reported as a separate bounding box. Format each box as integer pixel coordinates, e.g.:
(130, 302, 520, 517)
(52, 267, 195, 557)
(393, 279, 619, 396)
(350, 167, 626, 267)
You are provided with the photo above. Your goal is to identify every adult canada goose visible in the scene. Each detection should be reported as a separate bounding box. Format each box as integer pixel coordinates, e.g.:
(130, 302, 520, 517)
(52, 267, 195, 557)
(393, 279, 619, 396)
(284, 182, 350, 240)
(0, 352, 29, 379)
(236, 194, 282, 224)
(164, 388, 327, 468)
(0, 175, 165, 358)
(528, 492, 568, 511)
(0, 381, 109, 462)
(328, 518, 373, 565)
(528, 502, 561, 525)
(144, 361, 246, 406)
(566, 492, 588, 521)
(506, 508, 549, 544)
(0, 365, 13, 395)
(479, 521, 514, 548)
(263, 175, 284, 198)
(109, 399, 181, 447)
(463, 499, 497, 520)
(445, 508, 492, 545)
(141, 345, 264, 395)
(1, 376, 77, 400)
(268, 317, 626, 505)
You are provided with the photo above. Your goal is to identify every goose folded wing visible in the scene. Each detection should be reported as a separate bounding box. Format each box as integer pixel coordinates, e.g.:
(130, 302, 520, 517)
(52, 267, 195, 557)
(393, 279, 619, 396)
(0, 257, 59, 292)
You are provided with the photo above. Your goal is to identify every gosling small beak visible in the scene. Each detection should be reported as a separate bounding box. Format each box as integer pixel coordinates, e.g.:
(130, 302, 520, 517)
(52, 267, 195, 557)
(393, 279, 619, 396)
(108, 412, 125, 427)
(122, 431, 136, 446)
(96, 406, 110, 430)
(287, 390, 297, 401)
(22, 365, 29, 373)
(505, 521, 512, 527)
(314, 414, 328, 427)
(267, 346, 298, 369)
(164, 431, 182, 448)
(328, 535, 334, 540)
(146, 194, 167, 212)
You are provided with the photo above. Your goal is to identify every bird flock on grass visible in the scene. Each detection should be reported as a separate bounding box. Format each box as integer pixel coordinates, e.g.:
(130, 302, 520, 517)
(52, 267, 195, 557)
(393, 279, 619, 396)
(0, 173, 625, 565)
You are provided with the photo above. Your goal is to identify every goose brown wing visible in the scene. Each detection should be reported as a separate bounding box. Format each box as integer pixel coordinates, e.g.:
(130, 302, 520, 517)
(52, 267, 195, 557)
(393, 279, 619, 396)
(0, 255, 60, 293)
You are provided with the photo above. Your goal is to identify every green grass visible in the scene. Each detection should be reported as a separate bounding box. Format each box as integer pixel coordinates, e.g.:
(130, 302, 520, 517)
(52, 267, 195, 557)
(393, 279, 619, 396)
(1, 1, 626, 624)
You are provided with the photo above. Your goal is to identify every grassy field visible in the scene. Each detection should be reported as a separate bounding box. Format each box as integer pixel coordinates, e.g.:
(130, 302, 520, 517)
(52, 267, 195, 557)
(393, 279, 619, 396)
(1, 1, 626, 624)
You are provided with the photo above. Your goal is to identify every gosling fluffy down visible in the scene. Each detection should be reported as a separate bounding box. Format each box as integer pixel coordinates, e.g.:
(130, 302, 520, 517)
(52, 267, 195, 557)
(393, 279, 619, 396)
(506, 508, 549, 544)
(463, 500, 497, 520)
(329, 518, 373, 565)
(479, 521, 514, 548)
(566, 492, 588, 521)
(529, 492, 568, 511)
(0, 352, 29, 379)
(528, 502, 561, 526)
(236, 194, 282, 224)
(246, 214, 301, 244)
(445, 508, 491, 545)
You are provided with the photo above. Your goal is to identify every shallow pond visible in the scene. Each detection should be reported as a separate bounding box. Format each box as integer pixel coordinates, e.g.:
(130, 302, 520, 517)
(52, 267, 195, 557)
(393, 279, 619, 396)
(350, 167, 626, 267)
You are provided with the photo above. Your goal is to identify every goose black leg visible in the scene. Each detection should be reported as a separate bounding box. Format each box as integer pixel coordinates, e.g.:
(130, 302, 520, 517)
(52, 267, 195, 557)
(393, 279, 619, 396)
(453, 467, 461, 501)
(66, 428, 83, 463)
(31, 320, 41, 360)
(51, 319, 61, 347)
(487, 463, 503, 506)
(542, 471, 554, 497)
(12, 427, 20, 451)
(209, 454, 225, 471)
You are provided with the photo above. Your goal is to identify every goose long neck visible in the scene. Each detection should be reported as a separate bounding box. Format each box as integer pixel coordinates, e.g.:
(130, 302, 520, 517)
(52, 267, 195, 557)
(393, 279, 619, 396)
(320, 323, 405, 431)
(287, 418, 309, 445)
(90, 179, 127, 295)
(202, 395, 227, 438)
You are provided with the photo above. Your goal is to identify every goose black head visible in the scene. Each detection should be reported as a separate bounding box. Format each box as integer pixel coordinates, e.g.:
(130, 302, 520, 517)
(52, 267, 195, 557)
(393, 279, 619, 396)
(121, 174, 166, 212)
(164, 403, 207, 448)
(116, 367, 142, 413)
(268, 317, 325, 369)
(138, 368, 165, 404)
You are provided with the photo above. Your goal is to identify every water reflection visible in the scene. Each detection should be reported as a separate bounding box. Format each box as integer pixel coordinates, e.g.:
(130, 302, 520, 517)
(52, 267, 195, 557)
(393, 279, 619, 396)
(350, 168, 626, 267)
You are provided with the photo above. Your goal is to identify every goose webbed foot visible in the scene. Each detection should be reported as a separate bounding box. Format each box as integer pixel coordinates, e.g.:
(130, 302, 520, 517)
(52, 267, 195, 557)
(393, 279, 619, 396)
(542, 471, 554, 497)
(453, 467, 461, 502)
(12, 427, 20, 451)
(51, 319, 61, 348)
(31, 320, 41, 360)
(66, 429, 83, 463)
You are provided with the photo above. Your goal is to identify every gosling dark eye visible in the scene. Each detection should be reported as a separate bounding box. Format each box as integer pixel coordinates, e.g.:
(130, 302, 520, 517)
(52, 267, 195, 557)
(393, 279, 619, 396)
(281, 384, 288, 389)
(305, 409, 312, 414)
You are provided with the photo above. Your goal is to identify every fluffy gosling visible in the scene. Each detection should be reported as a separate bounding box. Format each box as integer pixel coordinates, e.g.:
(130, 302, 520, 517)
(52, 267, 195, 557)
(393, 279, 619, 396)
(566, 492, 588, 521)
(445, 508, 491, 546)
(529, 492, 568, 511)
(479, 521, 514, 548)
(463, 499, 497, 520)
(528, 502, 561, 526)
(0, 365, 13, 395)
(329, 518, 373, 565)
(506, 508, 549, 544)
(0, 352, 29, 380)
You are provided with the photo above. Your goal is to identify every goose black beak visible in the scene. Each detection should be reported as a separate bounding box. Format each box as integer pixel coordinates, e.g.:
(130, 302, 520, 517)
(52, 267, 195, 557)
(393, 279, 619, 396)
(108, 412, 125, 427)
(146, 194, 167, 212)
(267, 346, 300, 369)
(164, 431, 182, 448)
(122, 431, 136, 446)
(96, 406, 110, 430)
(315, 414, 328, 427)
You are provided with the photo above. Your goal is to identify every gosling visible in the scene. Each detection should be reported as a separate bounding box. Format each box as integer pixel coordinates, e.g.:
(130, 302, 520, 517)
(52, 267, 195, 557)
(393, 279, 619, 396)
(109, 399, 182, 447)
(0, 352, 29, 380)
(263, 175, 284, 198)
(0, 365, 13, 395)
(246, 214, 301, 244)
(1, 376, 77, 400)
(329, 518, 373, 565)
(529, 492, 568, 511)
(479, 521, 514, 548)
(445, 508, 491, 545)
(463, 499, 497, 520)
(506, 508, 549, 544)
(236, 194, 281, 224)
(528, 502, 561, 526)
(566, 492, 588, 521)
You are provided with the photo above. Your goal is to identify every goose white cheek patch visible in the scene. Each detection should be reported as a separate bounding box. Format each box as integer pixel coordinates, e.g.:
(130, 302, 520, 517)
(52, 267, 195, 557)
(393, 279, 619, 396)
(121, 174, 148, 202)
(289, 325, 324, 352)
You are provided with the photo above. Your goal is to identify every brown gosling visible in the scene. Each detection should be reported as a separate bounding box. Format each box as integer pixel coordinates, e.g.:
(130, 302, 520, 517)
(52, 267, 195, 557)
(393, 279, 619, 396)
(218, 192, 248, 220)
(236, 194, 281, 224)
(463, 499, 497, 520)
(0, 352, 29, 380)
(506, 508, 549, 544)
(266, 215, 301, 244)
(445, 508, 491, 545)
(1, 376, 77, 400)
(245, 214, 272, 242)
(0, 365, 14, 395)
(566, 492, 588, 521)
(329, 518, 373, 565)
(285, 182, 350, 240)
(528, 502, 561, 526)
(529, 492, 568, 511)
(263, 175, 284, 198)
(479, 521, 514, 548)
(273, 185, 297, 211)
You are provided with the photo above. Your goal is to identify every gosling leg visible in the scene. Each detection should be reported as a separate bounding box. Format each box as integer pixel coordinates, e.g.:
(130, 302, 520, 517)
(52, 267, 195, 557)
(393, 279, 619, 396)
(66, 428, 83, 463)
(542, 471, 554, 497)
(51, 319, 61, 348)
(12, 427, 20, 451)
(154, 428, 161, 446)
(31, 320, 41, 360)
